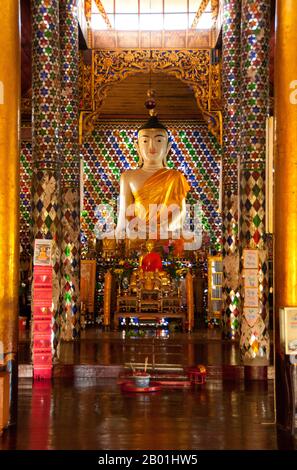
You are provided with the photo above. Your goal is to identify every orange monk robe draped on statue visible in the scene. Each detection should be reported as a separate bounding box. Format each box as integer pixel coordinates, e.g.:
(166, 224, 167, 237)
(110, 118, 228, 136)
(132, 168, 190, 234)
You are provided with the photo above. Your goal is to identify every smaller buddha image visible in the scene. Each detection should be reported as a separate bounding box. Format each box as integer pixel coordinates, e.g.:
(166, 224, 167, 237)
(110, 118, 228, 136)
(141, 240, 163, 272)
(34, 240, 52, 266)
(37, 246, 48, 261)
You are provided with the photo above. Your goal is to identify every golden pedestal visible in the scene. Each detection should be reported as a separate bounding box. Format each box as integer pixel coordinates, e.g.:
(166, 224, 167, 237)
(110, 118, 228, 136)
(113, 268, 185, 329)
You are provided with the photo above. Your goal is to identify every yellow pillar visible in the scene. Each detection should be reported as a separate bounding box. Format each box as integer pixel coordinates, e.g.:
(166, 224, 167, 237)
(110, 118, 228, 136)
(274, 0, 297, 433)
(0, 1, 20, 428)
(186, 272, 194, 332)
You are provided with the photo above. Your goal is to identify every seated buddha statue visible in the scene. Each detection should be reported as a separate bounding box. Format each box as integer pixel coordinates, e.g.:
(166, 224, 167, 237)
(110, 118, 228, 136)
(141, 240, 163, 272)
(115, 115, 193, 247)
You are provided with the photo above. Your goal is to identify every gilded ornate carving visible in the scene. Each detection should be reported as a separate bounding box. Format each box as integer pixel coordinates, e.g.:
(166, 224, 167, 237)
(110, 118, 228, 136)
(94, 49, 209, 107)
(202, 109, 222, 145)
(93, 0, 112, 29)
(191, 0, 210, 29)
(211, 0, 220, 21)
(84, 0, 92, 24)
(208, 62, 222, 143)
(81, 49, 222, 143)
(80, 49, 222, 144)
(211, 62, 221, 103)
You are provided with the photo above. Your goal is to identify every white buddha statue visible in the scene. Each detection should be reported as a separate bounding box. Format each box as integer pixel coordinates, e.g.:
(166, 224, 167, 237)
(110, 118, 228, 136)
(115, 115, 199, 248)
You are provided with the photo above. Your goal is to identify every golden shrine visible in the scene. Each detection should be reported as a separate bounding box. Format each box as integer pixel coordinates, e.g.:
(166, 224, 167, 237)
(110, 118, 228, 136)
(100, 109, 196, 331)
(102, 238, 195, 331)
(114, 268, 184, 328)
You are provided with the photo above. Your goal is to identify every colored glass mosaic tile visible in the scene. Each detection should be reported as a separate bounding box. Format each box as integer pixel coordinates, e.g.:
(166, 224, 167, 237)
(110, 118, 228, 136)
(20, 122, 222, 255)
(221, 0, 241, 339)
(59, 0, 80, 340)
(81, 121, 222, 252)
(32, 0, 61, 352)
(239, 0, 270, 361)
(20, 141, 33, 255)
(240, 0, 270, 166)
(32, 0, 60, 167)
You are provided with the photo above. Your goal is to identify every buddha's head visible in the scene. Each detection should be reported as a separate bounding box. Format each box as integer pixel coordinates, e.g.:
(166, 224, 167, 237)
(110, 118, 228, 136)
(135, 116, 172, 167)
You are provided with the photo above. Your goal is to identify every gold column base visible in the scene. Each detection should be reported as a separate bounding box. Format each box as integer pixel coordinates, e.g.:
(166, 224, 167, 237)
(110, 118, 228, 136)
(0, 0, 20, 429)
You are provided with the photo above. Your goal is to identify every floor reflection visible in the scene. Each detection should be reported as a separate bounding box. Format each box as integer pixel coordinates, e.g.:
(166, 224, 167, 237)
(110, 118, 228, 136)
(0, 378, 294, 450)
(55, 329, 242, 367)
(19, 328, 245, 368)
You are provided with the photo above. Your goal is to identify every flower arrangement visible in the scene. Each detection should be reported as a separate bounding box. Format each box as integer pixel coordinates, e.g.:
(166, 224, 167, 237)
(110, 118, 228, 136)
(112, 258, 138, 279)
(163, 258, 188, 280)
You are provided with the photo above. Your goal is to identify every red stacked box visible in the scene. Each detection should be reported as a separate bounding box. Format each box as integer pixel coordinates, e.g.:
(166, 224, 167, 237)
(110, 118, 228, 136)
(33, 268, 53, 307)
(33, 337, 52, 349)
(33, 267, 53, 380)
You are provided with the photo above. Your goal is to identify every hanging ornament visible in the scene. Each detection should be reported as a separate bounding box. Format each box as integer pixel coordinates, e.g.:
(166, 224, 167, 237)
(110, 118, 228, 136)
(145, 88, 157, 116)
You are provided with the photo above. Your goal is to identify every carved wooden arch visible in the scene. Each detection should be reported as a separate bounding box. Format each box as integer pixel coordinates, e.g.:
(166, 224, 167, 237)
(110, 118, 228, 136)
(80, 49, 222, 144)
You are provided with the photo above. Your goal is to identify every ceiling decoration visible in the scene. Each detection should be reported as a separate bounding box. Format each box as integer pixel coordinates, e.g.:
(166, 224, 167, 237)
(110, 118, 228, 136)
(79, 48, 222, 144)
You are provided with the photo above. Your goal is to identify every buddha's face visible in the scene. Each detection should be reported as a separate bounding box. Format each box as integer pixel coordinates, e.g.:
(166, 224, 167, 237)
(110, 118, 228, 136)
(136, 128, 171, 166)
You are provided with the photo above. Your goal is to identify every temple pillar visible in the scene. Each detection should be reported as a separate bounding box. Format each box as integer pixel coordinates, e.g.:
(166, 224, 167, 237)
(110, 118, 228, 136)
(274, 0, 297, 433)
(186, 272, 194, 332)
(221, 0, 241, 340)
(103, 271, 112, 329)
(0, 0, 20, 427)
(239, 0, 270, 365)
(32, 0, 61, 352)
(59, 0, 80, 341)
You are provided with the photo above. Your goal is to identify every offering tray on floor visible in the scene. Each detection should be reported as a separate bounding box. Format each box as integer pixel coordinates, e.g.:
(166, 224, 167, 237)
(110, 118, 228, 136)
(120, 380, 162, 393)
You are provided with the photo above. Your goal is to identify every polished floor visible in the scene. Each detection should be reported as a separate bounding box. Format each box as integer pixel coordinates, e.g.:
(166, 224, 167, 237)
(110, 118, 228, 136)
(1, 377, 295, 450)
(18, 327, 274, 380)
(19, 328, 248, 366)
(2, 327, 295, 450)
(61, 330, 243, 371)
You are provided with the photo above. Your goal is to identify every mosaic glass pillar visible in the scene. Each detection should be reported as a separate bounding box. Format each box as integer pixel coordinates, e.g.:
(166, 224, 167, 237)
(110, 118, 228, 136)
(32, 0, 61, 352)
(221, 0, 241, 340)
(59, 0, 80, 340)
(239, 0, 270, 364)
(20, 142, 33, 255)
